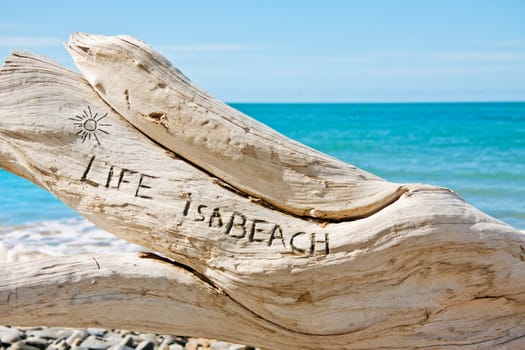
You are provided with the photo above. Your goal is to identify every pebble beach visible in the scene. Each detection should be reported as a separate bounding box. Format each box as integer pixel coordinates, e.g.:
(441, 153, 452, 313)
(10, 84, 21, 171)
(0, 326, 258, 350)
(0, 229, 259, 350)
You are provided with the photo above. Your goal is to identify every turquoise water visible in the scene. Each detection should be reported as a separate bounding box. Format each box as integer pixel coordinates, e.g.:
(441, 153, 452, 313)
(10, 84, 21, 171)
(1, 102, 524, 229)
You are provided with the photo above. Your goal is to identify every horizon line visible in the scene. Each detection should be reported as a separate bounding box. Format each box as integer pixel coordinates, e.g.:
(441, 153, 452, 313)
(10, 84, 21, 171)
(227, 100, 525, 104)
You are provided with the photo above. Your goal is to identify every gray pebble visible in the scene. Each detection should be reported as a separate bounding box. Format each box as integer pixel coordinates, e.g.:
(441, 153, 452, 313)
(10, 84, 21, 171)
(80, 336, 110, 350)
(158, 336, 175, 350)
(135, 340, 154, 350)
(47, 339, 70, 350)
(168, 344, 183, 350)
(1, 333, 21, 345)
(26, 328, 65, 340)
(66, 330, 89, 346)
(102, 337, 122, 347)
(135, 334, 158, 345)
(126, 336, 143, 347)
(6, 341, 41, 350)
(118, 335, 133, 348)
(0, 326, 19, 334)
(227, 346, 249, 350)
(173, 337, 187, 346)
(185, 339, 210, 350)
(0, 327, 22, 345)
(210, 341, 225, 350)
(86, 330, 107, 337)
(70, 339, 83, 348)
(159, 335, 174, 345)
(107, 345, 134, 350)
(211, 342, 231, 350)
(211, 342, 250, 350)
(24, 337, 50, 350)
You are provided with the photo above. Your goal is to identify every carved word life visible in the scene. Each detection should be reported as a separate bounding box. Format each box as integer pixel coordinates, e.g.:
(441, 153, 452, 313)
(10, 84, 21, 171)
(79, 156, 329, 257)
(80, 156, 157, 199)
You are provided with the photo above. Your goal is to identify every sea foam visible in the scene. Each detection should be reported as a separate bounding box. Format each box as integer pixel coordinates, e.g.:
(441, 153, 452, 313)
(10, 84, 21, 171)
(0, 217, 141, 262)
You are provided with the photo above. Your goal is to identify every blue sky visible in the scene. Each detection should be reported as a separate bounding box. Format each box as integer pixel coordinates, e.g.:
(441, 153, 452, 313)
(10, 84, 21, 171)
(0, 0, 524, 102)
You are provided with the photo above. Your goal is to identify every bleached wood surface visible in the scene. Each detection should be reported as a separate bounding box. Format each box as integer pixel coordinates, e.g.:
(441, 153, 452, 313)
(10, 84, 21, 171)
(0, 40, 524, 349)
(0, 253, 318, 349)
(1, 252, 524, 350)
(66, 32, 404, 221)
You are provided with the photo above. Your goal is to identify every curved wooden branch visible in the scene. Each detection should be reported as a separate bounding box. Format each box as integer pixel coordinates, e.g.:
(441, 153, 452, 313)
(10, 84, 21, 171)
(66, 32, 404, 221)
(0, 253, 296, 348)
(1, 253, 525, 350)
(1, 37, 525, 349)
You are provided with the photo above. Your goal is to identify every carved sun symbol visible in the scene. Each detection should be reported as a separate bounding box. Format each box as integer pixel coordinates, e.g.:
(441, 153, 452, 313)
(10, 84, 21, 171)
(69, 106, 111, 145)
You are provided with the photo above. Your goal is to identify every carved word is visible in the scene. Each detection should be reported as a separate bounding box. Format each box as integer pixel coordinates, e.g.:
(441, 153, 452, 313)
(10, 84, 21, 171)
(181, 193, 330, 257)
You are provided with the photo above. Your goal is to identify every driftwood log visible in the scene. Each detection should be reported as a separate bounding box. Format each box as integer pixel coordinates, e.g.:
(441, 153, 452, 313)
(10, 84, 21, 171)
(0, 33, 524, 349)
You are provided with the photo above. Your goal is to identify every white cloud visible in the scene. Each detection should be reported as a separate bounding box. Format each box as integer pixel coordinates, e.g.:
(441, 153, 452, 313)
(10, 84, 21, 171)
(424, 51, 525, 63)
(296, 50, 525, 67)
(0, 36, 62, 48)
(355, 50, 525, 64)
(470, 39, 525, 48)
(157, 43, 245, 54)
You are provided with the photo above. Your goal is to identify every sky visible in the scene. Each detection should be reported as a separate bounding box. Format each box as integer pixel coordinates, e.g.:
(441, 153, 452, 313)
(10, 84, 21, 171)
(0, 0, 524, 102)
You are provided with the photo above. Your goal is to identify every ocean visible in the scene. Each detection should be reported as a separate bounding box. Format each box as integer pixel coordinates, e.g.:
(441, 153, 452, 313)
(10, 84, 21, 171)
(1, 102, 524, 260)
